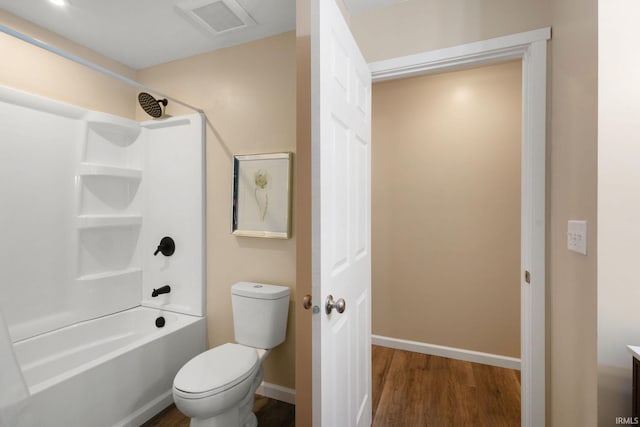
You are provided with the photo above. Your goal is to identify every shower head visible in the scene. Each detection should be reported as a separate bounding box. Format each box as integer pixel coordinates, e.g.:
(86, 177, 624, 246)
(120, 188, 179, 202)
(138, 92, 168, 118)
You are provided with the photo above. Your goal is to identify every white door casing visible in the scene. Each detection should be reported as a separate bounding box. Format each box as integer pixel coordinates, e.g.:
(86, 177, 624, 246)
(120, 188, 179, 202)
(369, 28, 549, 427)
(310, 0, 372, 426)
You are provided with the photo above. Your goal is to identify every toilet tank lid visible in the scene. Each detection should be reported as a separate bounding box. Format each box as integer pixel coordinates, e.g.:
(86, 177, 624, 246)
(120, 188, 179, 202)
(232, 282, 290, 300)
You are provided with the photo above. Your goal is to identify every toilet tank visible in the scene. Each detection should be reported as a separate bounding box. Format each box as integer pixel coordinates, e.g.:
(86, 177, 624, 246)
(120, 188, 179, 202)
(231, 282, 290, 349)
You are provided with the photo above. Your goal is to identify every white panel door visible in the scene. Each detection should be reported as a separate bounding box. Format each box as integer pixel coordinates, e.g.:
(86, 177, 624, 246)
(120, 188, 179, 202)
(311, 0, 372, 426)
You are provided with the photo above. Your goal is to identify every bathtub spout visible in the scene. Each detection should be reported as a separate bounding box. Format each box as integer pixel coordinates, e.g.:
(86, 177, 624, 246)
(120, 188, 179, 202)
(151, 285, 171, 297)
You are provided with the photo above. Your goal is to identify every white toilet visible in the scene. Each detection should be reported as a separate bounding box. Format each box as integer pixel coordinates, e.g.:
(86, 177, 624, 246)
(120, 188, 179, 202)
(172, 282, 290, 427)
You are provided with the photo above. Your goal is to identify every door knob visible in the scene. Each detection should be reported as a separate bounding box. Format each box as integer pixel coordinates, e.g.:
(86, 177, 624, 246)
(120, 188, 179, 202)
(303, 295, 320, 314)
(303, 294, 313, 310)
(325, 294, 346, 315)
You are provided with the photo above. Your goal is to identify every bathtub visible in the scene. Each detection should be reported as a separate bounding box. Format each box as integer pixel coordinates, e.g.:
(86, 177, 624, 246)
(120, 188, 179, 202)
(12, 306, 206, 427)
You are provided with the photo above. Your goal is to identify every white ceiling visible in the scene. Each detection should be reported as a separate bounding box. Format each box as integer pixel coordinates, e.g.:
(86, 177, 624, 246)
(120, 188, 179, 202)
(0, 0, 405, 70)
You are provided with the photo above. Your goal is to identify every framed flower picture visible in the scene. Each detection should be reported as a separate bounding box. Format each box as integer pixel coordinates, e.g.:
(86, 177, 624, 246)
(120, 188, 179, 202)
(232, 152, 293, 239)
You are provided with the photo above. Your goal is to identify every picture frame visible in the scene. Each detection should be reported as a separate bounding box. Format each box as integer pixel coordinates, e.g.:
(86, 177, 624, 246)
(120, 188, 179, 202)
(232, 152, 293, 239)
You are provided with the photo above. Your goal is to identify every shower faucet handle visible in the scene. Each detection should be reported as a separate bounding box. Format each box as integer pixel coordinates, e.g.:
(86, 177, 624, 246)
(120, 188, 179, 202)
(154, 236, 175, 257)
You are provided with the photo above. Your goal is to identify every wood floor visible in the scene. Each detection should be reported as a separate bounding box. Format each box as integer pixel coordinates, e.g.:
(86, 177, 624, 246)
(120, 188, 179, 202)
(372, 345, 520, 427)
(141, 395, 295, 427)
(142, 345, 520, 427)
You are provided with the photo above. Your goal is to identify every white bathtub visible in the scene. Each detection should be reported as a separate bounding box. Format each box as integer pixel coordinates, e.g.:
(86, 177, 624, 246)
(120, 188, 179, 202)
(12, 306, 206, 427)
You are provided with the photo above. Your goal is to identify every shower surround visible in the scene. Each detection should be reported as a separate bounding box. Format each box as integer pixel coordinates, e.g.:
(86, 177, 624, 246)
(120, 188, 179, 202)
(0, 85, 206, 426)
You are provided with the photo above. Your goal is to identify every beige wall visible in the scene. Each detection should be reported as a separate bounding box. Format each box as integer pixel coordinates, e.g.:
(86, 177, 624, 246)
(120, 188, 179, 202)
(351, 0, 597, 425)
(372, 61, 521, 358)
(294, 0, 313, 424)
(349, 0, 551, 62)
(137, 32, 297, 389)
(294, 39, 313, 427)
(0, 10, 136, 118)
(548, 0, 598, 425)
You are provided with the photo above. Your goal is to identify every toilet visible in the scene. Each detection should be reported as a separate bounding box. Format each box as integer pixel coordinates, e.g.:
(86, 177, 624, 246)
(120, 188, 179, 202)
(172, 282, 290, 427)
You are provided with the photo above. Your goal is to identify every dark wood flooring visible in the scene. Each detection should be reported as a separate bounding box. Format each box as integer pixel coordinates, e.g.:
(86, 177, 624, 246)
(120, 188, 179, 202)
(142, 345, 520, 427)
(141, 394, 294, 427)
(372, 345, 520, 427)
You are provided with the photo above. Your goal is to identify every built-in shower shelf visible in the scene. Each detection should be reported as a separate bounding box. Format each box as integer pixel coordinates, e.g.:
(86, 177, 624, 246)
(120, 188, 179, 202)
(85, 112, 141, 145)
(77, 215, 142, 229)
(77, 267, 142, 282)
(78, 163, 142, 179)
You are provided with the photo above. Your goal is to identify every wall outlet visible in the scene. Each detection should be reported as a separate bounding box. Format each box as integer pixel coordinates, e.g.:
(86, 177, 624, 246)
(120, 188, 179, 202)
(567, 220, 587, 255)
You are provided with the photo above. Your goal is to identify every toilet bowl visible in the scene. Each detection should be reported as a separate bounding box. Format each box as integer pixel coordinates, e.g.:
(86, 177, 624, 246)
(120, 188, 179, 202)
(172, 282, 289, 427)
(173, 344, 268, 427)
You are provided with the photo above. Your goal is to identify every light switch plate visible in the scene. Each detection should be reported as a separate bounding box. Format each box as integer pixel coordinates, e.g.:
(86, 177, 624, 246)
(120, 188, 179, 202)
(567, 220, 587, 255)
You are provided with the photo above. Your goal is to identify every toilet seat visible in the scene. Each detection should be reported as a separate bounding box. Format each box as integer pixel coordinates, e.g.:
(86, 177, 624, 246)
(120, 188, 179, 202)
(173, 343, 258, 399)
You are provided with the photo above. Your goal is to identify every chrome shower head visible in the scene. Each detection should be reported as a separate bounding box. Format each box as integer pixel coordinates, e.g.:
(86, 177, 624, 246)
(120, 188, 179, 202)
(138, 92, 168, 118)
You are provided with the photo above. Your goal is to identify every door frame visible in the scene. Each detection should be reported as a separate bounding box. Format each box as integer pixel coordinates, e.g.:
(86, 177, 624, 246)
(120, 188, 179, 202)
(368, 27, 550, 427)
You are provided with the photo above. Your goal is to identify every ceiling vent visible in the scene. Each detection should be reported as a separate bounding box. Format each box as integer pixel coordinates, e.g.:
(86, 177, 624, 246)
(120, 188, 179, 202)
(176, 0, 256, 36)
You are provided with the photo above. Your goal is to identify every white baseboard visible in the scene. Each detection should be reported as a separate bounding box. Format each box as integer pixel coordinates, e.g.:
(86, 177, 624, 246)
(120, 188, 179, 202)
(256, 382, 296, 405)
(372, 335, 521, 370)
